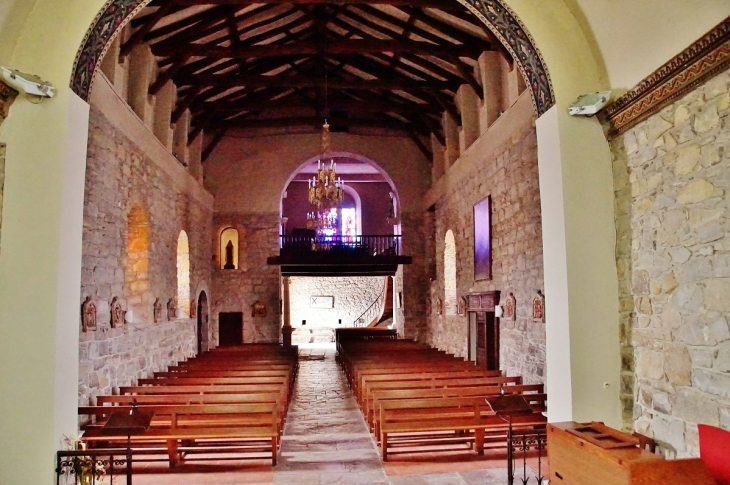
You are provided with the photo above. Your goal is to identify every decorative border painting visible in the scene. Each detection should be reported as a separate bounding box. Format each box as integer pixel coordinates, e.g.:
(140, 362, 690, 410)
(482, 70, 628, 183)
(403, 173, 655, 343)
(474, 196, 492, 281)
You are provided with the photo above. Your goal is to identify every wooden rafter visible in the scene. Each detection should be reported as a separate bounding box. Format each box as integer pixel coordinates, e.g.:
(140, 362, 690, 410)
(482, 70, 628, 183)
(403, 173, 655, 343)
(148, 0, 464, 8)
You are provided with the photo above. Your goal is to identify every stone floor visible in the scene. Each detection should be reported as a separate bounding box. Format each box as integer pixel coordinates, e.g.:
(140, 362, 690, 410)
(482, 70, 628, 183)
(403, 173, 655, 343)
(132, 346, 544, 485)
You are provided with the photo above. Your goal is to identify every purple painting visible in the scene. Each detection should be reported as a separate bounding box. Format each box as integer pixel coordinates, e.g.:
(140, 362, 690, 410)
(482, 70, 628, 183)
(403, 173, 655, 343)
(474, 196, 492, 281)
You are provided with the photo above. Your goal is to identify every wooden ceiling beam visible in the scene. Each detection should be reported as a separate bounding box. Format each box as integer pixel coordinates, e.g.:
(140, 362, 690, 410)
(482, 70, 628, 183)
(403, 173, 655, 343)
(132, 5, 189, 28)
(122, 3, 178, 57)
(172, 86, 202, 122)
(205, 115, 430, 133)
(152, 39, 484, 58)
(150, 54, 193, 95)
(452, 55, 483, 100)
(149, 0, 462, 8)
(202, 129, 228, 162)
(420, 112, 444, 145)
(400, 6, 486, 46)
(203, 96, 439, 115)
(176, 73, 452, 90)
(144, 5, 233, 42)
(408, 131, 432, 160)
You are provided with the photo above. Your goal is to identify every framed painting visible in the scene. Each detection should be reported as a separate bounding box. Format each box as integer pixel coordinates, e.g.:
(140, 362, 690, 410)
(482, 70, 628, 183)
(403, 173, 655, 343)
(474, 195, 492, 281)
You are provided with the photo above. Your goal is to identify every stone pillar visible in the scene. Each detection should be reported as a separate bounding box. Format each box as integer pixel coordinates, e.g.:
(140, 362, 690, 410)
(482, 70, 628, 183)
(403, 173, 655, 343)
(188, 129, 204, 184)
(443, 111, 460, 170)
(282, 276, 293, 346)
(127, 44, 156, 128)
(153, 80, 175, 150)
(173, 108, 190, 165)
(477, 51, 502, 134)
(501, 53, 521, 110)
(431, 133, 445, 183)
(456, 84, 481, 154)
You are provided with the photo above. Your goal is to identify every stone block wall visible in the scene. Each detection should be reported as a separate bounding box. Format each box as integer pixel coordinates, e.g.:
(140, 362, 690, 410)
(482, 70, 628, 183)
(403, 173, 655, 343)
(427, 94, 545, 384)
(611, 68, 730, 456)
(289, 276, 387, 343)
(79, 106, 213, 406)
(212, 213, 281, 344)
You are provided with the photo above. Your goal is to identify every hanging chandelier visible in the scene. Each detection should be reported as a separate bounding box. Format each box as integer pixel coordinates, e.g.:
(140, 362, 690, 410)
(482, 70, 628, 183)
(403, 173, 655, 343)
(306, 120, 344, 234)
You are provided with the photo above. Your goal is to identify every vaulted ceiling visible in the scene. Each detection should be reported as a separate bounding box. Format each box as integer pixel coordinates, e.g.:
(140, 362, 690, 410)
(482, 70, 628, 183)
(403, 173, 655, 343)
(125, 0, 509, 154)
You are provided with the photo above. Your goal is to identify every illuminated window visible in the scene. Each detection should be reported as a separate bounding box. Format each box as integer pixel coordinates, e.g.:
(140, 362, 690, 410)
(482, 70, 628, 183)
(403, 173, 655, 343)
(177, 231, 190, 318)
(341, 207, 357, 241)
(220, 227, 239, 269)
(321, 208, 338, 239)
(444, 230, 457, 315)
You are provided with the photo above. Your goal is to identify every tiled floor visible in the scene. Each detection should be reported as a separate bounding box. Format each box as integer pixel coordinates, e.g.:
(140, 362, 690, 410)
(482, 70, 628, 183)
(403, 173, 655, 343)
(129, 347, 545, 485)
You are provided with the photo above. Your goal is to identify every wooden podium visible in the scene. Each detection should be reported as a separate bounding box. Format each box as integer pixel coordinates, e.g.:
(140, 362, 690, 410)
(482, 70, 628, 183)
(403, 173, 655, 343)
(548, 422, 716, 485)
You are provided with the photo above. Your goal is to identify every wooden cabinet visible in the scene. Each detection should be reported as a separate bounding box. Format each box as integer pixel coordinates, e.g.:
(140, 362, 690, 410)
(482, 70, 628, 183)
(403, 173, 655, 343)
(466, 291, 500, 371)
(548, 422, 716, 485)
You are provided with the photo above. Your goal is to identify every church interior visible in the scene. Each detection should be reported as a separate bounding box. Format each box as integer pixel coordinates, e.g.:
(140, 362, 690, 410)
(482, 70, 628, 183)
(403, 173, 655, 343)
(1, 1, 730, 484)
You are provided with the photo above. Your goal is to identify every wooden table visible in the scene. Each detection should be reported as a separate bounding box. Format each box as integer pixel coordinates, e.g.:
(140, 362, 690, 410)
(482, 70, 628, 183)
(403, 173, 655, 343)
(548, 422, 716, 485)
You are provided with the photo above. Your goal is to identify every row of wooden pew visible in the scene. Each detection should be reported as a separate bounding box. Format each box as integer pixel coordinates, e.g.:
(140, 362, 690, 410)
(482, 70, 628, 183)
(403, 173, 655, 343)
(337, 338, 547, 461)
(79, 344, 298, 467)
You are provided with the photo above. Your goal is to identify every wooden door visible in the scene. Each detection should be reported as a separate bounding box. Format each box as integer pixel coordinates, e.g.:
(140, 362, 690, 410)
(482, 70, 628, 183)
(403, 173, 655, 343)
(197, 291, 208, 355)
(485, 312, 499, 371)
(468, 312, 477, 363)
(219, 312, 243, 346)
(475, 312, 487, 367)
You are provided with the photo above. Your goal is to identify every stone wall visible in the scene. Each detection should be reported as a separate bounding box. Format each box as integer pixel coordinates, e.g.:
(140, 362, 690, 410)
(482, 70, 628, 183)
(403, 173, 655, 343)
(79, 105, 213, 406)
(212, 213, 281, 344)
(289, 276, 387, 343)
(611, 68, 730, 456)
(425, 93, 545, 384)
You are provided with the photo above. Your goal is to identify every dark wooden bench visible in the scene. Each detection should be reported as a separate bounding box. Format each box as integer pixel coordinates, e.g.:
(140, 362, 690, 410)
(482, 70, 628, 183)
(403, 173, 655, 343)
(379, 397, 547, 461)
(81, 403, 280, 466)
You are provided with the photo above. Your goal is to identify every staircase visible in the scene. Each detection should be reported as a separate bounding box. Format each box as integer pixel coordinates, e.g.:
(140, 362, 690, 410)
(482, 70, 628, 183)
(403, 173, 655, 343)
(353, 277, 393, 328)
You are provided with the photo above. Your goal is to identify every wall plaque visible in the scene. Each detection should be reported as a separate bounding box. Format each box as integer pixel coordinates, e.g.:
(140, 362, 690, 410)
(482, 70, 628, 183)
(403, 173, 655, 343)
(252, 300, 267, 317)
(533, 291, 545, 323)
(81, 296, 97, 332)
(167, 298, 177, 320)
(310, 296, 334, 309)
(504, 292, 516, 321)
(153, 298, 162, 323)
(110, 297, 124, 328)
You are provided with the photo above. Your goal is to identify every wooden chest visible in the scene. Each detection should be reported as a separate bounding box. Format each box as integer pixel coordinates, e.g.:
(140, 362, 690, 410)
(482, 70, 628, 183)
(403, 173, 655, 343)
(547, 422, 716, 485)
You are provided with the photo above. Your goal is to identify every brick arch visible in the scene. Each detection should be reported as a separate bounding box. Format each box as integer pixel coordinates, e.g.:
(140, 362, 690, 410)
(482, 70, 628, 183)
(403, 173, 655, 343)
(70, 0, 555, 115)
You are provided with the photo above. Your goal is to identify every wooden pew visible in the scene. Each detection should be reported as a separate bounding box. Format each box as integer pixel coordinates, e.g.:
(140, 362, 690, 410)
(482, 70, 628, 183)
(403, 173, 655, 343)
(379, 397, 547, 461)
(81, 403, 280, 466)
(370, 384, 546, 438)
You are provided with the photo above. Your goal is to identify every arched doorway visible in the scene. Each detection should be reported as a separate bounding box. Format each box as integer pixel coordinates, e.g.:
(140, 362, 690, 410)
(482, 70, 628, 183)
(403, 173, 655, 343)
(197, 291, 209, 355)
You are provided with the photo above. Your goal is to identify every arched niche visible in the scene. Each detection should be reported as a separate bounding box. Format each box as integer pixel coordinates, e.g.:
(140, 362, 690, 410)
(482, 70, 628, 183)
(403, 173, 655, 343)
(220, 227, 239, 270)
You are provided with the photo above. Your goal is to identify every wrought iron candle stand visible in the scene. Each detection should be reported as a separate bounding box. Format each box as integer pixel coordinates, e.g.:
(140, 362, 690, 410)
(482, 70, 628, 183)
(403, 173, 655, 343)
(57, 402, 153, 485)
(484, 394, 547, 485)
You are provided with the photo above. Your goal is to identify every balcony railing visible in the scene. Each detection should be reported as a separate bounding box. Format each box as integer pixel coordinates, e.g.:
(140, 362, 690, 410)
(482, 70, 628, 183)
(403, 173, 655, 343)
(280, 235, 401, 257)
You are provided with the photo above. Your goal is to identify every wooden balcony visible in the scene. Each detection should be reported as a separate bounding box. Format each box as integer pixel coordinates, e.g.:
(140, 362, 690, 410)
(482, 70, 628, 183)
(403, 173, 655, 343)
(267, 235, 412, 277)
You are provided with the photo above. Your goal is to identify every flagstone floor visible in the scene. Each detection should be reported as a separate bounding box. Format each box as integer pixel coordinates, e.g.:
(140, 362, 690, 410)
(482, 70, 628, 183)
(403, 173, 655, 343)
(132, 345, 543, 485)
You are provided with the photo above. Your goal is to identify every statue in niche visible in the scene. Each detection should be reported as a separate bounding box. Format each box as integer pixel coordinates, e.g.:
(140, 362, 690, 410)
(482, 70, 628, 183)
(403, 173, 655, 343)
(457, 297, 467, 316)
(190, 299, 197, 318)
(110, 297, 124, 328)
(435, 297, 443, 315)
(167, 298, 177, 320)
(81, 296, 97, 332)
(533, 291, 545, 323)
(504, 292, 516, 321)
(153, 298, 162, 323)
(252, 301, 267, 318)
(224, 241, 236, 269)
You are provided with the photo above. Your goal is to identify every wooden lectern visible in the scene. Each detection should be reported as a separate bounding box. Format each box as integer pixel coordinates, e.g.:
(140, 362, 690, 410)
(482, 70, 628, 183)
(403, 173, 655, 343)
(548, 422, 716, 484)
(101, 406, 154, 485)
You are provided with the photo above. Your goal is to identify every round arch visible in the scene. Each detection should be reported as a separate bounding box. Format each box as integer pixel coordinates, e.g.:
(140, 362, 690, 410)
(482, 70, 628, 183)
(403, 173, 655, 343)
(0, 1, 625, 481)
(279, 150, 403, 221)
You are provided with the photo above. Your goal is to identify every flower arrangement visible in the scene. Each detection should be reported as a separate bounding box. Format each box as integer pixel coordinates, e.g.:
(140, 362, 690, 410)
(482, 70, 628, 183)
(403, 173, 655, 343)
(62, 435, 107, 485)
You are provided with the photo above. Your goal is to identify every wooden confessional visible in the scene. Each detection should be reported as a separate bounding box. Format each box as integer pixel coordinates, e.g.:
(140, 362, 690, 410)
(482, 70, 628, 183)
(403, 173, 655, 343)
(466, 291, 500, 370)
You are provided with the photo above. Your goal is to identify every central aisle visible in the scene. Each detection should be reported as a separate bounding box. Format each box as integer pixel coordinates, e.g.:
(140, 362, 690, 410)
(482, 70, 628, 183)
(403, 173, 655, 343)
(273, 348, 390, 485)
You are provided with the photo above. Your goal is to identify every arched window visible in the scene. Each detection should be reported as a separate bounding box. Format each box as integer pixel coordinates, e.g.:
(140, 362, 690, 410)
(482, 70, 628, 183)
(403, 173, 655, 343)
(444, 230, 457, 315)
(127, 206, 150, 319)
(177, 231, 190, 317)
(220, 227, 239, 269)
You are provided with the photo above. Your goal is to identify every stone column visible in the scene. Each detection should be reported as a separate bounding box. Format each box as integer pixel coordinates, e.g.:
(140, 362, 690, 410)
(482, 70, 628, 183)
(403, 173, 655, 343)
(443, 111, 460, 170)
(282, 276, 293, 346)
(477, 51, 502, 134)
(456, 84, 481, 153)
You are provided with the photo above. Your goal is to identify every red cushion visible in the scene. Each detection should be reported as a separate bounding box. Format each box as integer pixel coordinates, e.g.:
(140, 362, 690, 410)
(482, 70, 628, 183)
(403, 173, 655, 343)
(698, 424, 730, 485)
